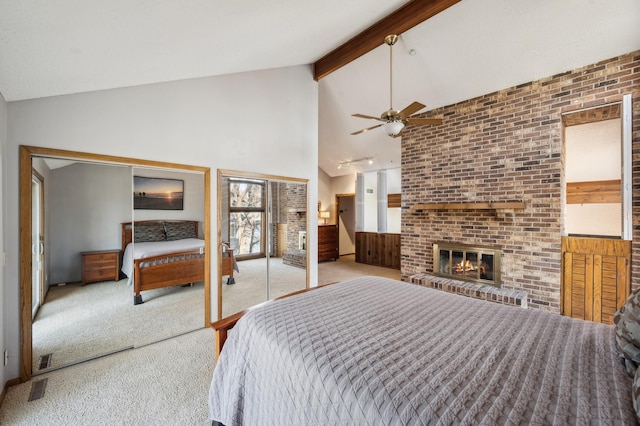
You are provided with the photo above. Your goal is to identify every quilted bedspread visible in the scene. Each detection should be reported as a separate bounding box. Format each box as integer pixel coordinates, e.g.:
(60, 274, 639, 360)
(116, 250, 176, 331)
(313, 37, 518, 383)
(209, 276, 635, 425)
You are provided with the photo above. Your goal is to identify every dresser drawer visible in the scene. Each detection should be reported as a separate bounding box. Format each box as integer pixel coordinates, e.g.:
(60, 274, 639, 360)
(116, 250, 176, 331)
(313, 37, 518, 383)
(83, 267, 117, 283)
(84, 252, 118, 264)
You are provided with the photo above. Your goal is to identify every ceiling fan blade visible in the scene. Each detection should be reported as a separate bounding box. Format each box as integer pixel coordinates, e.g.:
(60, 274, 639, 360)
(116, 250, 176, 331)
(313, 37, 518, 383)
(352, 113, 385, 122)
(351, 124, 383, 135)
(399, 101, 426, 118)
(406, 117, 443, 126)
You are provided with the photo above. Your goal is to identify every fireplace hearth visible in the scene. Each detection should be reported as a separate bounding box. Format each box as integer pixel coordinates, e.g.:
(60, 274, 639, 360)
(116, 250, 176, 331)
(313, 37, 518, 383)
(433, 242, 501, 287)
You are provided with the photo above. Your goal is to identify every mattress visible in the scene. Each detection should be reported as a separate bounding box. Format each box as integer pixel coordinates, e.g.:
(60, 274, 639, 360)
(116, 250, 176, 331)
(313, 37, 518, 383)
(121, 238, 204, 282)
(209, 276, 635, 425)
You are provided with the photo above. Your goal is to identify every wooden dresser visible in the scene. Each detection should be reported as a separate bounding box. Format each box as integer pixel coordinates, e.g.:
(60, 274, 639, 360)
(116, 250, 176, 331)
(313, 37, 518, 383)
(81, 249, 121, 285)
(318, 225, 338, 261)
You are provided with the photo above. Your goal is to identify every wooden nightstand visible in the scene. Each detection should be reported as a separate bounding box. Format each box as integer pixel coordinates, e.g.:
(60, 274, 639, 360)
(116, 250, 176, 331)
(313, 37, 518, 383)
(81, 249, 121, 285)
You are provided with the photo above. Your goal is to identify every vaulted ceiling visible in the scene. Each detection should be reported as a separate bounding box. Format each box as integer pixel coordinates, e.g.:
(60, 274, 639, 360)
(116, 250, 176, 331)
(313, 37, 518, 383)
(1, 0, 638, 176)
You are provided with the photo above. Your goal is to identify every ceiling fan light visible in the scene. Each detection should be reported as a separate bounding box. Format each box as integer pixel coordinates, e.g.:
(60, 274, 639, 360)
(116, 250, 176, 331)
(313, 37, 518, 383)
(383, 120, 404, 137)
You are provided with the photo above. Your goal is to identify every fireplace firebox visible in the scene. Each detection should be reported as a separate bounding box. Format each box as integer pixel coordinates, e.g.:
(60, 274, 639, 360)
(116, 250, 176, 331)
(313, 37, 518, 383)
(433, 242, 501, 287)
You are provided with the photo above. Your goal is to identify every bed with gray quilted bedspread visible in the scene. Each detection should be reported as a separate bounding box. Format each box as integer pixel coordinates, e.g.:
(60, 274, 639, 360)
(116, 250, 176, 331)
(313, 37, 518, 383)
(209, 276, 635, 425)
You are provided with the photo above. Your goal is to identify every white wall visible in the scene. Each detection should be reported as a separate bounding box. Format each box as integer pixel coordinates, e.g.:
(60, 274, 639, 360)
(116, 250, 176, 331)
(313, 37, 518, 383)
(4, 65, 318, 379)
(318, 167, 332, 221)
(565, 119, 621, 237)
(47, 163, 131, 284)
(363, 172, 377, 232)
(386, 168, 401, 233)
(0, 91, 6, 388)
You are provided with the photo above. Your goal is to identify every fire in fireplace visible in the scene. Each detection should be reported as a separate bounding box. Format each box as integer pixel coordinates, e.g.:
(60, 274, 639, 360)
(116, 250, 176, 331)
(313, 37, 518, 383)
(433, 242, 501, 287)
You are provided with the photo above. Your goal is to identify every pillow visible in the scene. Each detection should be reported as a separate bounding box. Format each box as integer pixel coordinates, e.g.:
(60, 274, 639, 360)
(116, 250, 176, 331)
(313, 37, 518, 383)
(164, 221, 197, 241)
(133, 222, 166, 242)
(614, 289, 640, 376)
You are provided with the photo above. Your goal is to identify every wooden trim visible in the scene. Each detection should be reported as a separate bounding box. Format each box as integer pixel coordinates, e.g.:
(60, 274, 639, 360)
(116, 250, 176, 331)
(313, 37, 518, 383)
(566, 180, 621, 204)
(410, 201, 525, 212)
(217, 169, 308, 184)
(211, 283, 334, 360)
(19, 146, 32, 382)
(387, 193, 401, 208)
(313, 0, 462, 80)
(20, 145, 211, 381)
(0, 377, 22, 407)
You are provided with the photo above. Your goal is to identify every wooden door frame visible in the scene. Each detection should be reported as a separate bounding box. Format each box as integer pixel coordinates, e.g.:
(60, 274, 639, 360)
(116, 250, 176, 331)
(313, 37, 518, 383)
(19, 145, 211, 382)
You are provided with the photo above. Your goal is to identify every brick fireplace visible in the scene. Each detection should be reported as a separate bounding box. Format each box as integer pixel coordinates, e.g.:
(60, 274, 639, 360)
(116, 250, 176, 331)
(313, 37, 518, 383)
(401, 51, 640, 313)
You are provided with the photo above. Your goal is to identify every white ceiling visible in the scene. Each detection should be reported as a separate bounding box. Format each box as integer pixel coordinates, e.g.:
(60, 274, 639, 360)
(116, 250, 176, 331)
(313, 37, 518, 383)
(1, 0, 639, 176)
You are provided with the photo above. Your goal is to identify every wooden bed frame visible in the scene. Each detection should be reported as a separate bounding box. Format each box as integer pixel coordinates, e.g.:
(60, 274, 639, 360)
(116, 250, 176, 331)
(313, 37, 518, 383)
(121, 220, 235, 305)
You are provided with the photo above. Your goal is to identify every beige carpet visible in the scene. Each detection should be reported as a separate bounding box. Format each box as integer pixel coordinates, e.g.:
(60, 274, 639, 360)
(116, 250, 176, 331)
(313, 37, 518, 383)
(319, 254, 401, 284)
(221, 257, 307, 317)
(1, 328, 215, 425)
(32, 279, 206, 372)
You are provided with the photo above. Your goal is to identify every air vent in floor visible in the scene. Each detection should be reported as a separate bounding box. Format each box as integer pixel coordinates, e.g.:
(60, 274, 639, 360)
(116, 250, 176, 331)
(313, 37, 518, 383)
(28, 378, 47, 401)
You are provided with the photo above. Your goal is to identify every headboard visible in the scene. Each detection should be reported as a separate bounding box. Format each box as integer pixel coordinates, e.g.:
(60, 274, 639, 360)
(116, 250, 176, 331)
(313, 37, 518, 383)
(121, 220, 200, 251)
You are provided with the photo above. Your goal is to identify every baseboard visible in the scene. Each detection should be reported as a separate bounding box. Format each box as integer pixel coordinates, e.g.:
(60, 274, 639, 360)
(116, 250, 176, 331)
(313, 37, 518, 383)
(0, 377, 22, 408)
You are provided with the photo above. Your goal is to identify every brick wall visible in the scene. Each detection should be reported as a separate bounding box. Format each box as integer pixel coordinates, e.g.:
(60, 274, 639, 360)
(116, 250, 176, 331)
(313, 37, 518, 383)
(401, 51, 640, 312)
(285, 182, 307, 252)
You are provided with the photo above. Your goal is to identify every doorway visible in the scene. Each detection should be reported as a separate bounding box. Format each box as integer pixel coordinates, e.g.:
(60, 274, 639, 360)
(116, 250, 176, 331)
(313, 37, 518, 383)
(336, 193, 355, 256)
(561, 95, 633, 324)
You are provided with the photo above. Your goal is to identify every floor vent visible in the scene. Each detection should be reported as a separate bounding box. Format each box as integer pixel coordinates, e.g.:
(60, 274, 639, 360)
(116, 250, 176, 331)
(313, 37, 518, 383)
(28, 378, 47, 401)
(37, 354, 52, 370)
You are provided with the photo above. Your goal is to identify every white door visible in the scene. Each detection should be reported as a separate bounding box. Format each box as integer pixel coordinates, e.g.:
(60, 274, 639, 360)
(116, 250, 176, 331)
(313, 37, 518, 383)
(31, 173, 44, 320)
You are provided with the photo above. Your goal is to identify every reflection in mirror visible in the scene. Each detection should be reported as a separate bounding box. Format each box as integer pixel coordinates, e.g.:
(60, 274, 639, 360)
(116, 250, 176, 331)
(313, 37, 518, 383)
(220, 173, 308, 318)
(31, 159, 133, 372)
(30, 157, 206, 374)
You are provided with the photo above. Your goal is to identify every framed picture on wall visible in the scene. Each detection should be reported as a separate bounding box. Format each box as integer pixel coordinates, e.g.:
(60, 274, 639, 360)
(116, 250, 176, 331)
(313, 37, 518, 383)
(133, 176, 184, 210)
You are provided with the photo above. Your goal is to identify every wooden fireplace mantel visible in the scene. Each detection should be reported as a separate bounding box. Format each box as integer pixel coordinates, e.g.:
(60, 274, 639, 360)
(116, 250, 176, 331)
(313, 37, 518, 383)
(409, 201, 526, 213)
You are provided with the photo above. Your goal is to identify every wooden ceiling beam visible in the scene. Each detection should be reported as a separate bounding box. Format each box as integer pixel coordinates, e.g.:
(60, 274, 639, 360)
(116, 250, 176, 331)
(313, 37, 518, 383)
(313, 0, 462, 81)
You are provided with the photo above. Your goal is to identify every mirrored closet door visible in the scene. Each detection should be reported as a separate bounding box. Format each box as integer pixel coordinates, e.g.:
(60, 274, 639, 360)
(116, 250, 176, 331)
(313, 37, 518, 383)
(20, 146, 210, 380)
(219, 171, 308, 318)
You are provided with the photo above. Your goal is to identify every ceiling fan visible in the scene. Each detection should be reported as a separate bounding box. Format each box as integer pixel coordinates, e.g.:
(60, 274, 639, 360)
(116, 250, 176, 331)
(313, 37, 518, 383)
(351, 34, 442, 138)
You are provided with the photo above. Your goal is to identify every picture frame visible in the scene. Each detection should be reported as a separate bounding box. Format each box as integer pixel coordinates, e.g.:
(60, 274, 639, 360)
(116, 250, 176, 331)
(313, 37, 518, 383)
(133, 176, 184, 210)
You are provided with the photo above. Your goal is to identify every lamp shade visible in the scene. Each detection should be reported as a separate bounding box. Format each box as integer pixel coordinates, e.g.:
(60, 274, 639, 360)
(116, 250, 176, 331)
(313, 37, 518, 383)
(319, 211, 330, 219)
(383, 120, 405, 136)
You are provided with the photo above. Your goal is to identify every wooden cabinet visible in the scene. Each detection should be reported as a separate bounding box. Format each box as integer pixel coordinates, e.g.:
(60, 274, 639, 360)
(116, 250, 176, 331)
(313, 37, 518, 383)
(562, 236, 630, 324)
(81, 249, 121, 285)
(355, 232, 400, 270)
(318, 225, 338, 261)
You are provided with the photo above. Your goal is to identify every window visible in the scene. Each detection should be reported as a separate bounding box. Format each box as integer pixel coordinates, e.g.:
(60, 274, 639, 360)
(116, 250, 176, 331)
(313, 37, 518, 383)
(228, 179, 265, 258)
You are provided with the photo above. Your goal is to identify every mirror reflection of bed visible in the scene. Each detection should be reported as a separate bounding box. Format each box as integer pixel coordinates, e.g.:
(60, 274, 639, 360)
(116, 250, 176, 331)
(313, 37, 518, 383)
(219, 173, 309, 318)
(29, 156, 208, 373)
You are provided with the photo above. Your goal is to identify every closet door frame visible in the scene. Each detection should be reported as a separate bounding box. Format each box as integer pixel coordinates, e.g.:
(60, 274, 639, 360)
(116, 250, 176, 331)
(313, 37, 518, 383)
(217, 169, 309, 320)
(19, 145, 211, 382)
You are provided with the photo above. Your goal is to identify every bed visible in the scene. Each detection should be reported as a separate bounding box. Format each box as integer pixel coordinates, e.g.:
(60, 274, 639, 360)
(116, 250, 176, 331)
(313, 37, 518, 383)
(209, 276, 638, 425)
(121, 220, 235, 305)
